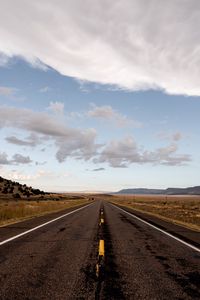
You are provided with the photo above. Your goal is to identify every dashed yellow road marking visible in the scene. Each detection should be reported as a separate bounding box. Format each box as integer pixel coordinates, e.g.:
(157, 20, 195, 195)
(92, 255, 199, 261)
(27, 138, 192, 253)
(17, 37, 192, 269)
(96, 209, 105, 278)
(99, 239, 105, 257)
(96, 263, 100, 277)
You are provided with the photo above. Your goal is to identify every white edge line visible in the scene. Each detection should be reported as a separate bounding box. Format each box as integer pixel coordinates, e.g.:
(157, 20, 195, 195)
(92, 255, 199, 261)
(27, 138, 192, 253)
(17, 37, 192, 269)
(0, 203, 93, 246)
(111, 204, 200, 254)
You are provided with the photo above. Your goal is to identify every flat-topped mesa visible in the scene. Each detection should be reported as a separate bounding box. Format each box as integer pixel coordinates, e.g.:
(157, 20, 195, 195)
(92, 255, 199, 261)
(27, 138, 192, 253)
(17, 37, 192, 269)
(116, 186, 200, 195)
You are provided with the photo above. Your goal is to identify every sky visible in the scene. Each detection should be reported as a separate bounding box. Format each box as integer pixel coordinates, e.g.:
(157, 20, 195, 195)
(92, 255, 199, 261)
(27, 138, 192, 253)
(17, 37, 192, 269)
(0, 0, 200, 192)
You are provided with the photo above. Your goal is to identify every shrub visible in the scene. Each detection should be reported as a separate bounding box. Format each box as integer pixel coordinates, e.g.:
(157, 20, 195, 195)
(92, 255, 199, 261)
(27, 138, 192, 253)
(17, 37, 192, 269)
(13, 193, 21, 199)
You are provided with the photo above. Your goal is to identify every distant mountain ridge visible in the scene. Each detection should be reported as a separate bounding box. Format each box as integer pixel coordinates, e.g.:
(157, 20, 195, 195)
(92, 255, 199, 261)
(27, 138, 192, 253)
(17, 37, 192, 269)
(116, 186, 200, 195)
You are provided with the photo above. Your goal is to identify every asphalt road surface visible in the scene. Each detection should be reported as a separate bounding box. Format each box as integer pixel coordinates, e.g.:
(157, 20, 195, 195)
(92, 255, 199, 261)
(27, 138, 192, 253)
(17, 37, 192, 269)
(0, 200, 200, 299)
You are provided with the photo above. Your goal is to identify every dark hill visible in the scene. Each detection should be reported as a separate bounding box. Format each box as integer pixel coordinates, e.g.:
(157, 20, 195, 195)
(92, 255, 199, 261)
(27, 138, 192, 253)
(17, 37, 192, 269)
(0, 176, 46, 200)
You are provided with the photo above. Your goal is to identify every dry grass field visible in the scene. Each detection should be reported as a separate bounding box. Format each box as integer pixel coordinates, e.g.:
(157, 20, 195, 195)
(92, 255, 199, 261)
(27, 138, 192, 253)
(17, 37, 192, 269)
(109, 194, 200, 231)
(0, 196, 91, 226)
(0, 176, 92, 226)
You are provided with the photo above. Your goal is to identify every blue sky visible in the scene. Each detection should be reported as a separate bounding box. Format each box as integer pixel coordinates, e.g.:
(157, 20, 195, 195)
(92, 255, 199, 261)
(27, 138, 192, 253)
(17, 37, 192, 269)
(0, 1, 200, 191)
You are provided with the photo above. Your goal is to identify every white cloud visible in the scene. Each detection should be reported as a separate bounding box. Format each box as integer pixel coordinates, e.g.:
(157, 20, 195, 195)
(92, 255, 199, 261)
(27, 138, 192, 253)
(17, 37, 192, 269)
(5, 133, 41, 147)
(0, 53, 9, 66)
(1, 1, 200, 95)
(172, 132, 183, 142)
(9, 172, 36, 181)
(35, 161, 47, 166)
(0, 152, 10, 165)
(77, 79, 90, 93)
(157, 131, 183, 142)
(48, 101, 64, 115)
(40, 86, 51, 93)
(0, 152, 32, 165)
(0, 106, 191, 168)
(88, 104, 141, 127)
(0, 106, 69, 136)
(0, 169, 53, 182)
(69, 111, 84, 119)
(96, 136, 141, 167)
(55, 128, 99, 162)
(0, 86, 15, 96)
(96, 137, 191, 167)
(143, 143, 191, 166)
(12, 153, 32, 164)
(0, 105, 99, 163)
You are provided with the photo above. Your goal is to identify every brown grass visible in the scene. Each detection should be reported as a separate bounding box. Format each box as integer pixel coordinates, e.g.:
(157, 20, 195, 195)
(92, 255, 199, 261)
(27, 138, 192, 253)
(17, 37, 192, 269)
(108, 194, 200, 231)
(0, 197, 91, 226)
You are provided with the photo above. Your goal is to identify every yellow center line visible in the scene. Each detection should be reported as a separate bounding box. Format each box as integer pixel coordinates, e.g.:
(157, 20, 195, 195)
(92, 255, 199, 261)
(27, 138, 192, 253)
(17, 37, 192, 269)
(100, 218, 104, 224)
(99, 239, 105, 257)
(96, 263, 99, 277)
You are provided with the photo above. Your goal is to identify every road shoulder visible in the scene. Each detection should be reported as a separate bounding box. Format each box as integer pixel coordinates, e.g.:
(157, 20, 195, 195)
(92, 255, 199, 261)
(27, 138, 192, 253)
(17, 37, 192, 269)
(110, 202, 200, 248)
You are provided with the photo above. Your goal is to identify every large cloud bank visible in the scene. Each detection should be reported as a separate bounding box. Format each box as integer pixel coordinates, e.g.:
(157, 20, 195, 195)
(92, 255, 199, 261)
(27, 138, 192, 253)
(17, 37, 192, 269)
(0, 1, 200, 95)
(0, 106, 190, 167)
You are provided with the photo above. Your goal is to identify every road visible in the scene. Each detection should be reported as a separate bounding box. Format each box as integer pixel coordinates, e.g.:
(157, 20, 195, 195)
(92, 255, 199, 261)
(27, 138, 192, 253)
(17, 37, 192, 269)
(0, 200, 200, 299)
